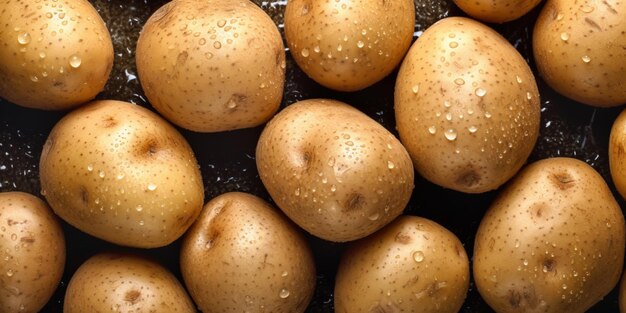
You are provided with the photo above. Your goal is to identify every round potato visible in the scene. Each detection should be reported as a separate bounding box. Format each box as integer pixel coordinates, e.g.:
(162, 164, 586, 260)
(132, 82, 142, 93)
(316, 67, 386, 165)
(0, 0, 113, 110)
(284, 0, 415, 91)
(474, 157, 626, 313)
(180, 192, 316, 313)
(0, 192, 65, 313)
(609, 108, 626, 200)
(395, 17, 540, 193)
(39, 100, 203, 248)
(335, 215, 469, 313)
(256, 99, 414, 242)
(533, 0, 626, 107)
(452, 0, 543, 23)
(136, 0, 285, 132)
(64, 252, 195, 313)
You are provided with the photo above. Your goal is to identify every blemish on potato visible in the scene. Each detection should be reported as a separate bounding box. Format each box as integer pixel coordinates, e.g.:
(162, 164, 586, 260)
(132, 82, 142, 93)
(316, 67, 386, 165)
(456, 169, 480, 188)
(369, 302, 400, 313)
(507, 286, 538, 310)
(542, 258, 556, 273)
(124, 289, 141, 304)
(344, 193, 365, 212)
(550, 172, 576, 190)
(101, 115, 117, 128)
(394, 232, 411, 244)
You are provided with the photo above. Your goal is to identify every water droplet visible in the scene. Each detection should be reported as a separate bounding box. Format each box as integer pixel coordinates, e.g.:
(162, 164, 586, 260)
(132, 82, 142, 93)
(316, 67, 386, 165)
(607, 222, 612, 228)
(17, 32, 31, 45)
(387, 161, 395, 169)
(467, 108, 474, 115)
(46, 12, 53, 18)
(217, 19, 226, 27)
(444, 129, 457, 141)
(199, 38, 206, 45)
(39, 51, 46, 59)
(560, 32, 570, 41)
(337, 44, 342, 52)
(86, 164, 93, 172)
(562, 283, 567, 290)
(428, 126, 437, 134)
(557, 13, 564, 20)
(279, 288, 290, 299)
(213, 41, 222, 49)
(523, 259, 529, 266)
(368, 213, 380, 221)
(6, 269, 14, 277)
(485, 111, 492, 118)
(139, 220, 145, 226)
(516, 75, 523, 84)
(30, 75, 39, 82)
(69, 54, 81, 68)
(356, 41, 365, 49)
(454, 78, 465, 85)
(468, 126, 477, 133)
(294, 187, 301, 196)
(10, 233, 17, 241)
(59, 66, 65, 74)
(412, 85, 419, 94)
(449, 41, 458, 48)
(526, 92, 533, 100)
(313, 45, 320, 53)
(581, 55, 591, 63)
(330, 185, 337, 192)
(412, 251, 424, 263)
(98, 170, 105, 178)
(147, 183, 157, 191)
(443, 101, 451, 108)
(445, 113, 452, 121)
(135, 205, 143, 212)
(301, 48, 310, 57)
(475, 88, 487, 97)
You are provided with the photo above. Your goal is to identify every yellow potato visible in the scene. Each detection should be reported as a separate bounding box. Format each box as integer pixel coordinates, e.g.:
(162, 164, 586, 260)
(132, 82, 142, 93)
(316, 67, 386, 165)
(609, 108, 626, 200)
(0, 0, 113, 110)
(284, 0, 415, 91)
(39, 100, 203, 248)
(181, 192, 316, 313)
(136, 0, 285, 132)
(395, 17, 540, 193)
(256, 99, 414, 242)
(0, 192, 65, 313)
(533, 0, 626, 107)
(474, 157, 625, 313)
(453, 0, 543, 23)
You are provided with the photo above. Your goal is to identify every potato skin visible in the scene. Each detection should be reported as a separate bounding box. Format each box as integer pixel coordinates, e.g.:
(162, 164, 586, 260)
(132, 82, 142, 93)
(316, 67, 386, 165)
(256, 99, 414, 242)
(395, 17, 540, 193)
(0, 0, 113, 110)
(474, 158, 626, 313)
(533, 0, 626, 107)
(284, 0, 414, 91)
(180, 192, 316, 313)
(64, 253, 196, 313)
(39, 100, 203, 248)
(609, 109, 626, 200)
(452, 0, 542, 23)
(335, 216, 469, 313)
(0, 192, 65, 313)
(136, 0, 285, 132)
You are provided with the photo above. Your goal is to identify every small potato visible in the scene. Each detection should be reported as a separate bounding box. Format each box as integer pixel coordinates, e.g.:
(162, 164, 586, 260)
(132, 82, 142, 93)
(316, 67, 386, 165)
(256, 99, 414, 242)
(64, 252, 196, 313)
(0, 0, 113, 110)
(0, 192, 65, 313)
(474, 158, 626, 313)
(452, 0, 543, 23)
(39, 100, 204, 248)
(136, 0, 285, 132)
(180, 192, 316, 313)
(533, 0, 626, 107)
(609, 108, 626, 200)
(284, 0, 415, 91)
(335, 216, 469, 313)
(395, 17, 540, 193)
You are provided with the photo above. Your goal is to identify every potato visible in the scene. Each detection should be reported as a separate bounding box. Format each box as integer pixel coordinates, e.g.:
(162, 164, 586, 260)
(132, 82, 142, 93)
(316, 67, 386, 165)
(394, 17, 540, 193)
(284, 0, 414, 91)
(256, 99, 414, 242)
(0, 192, 65, 313)
(473, 157, 626, 313)
(39, 100, 203, 248)
(452, 0, 543, 23)
(335, 215, 469, 313)
(533, 0, 626, 107)
(0, 0, 113, 110)
(136, 0, 285, 132)
(609, 109, 626, 200)
(180, 192, 316, 313)
(64, 252, 195, 313)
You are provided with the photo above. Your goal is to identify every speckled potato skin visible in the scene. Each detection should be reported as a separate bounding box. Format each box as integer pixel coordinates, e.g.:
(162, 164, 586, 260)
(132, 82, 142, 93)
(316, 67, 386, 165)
(39, 100, 203, 248)
(533, 0, 626, 107)
(395, 17, 540, 194)
(452, 0, 543, 23)
(0, 0, 113, 110)
(474, 158, 626, 313)
(609, 109, 626, 200)
(284, 0, 414, 91)
(256, 99, 414, 242)
(335, 216, 469, 313)
(136, 0, 285, 132)
(64, 253, 195, 313)
(0, 192, 65, 313)
(180, 192, 316, 313)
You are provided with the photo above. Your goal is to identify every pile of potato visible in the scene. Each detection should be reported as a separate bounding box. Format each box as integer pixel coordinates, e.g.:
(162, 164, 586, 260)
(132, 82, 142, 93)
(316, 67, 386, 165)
(0, 0, 625, 312)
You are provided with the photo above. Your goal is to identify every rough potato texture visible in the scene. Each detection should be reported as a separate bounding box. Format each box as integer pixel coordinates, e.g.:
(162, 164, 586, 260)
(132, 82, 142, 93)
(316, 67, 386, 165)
(284, 0, 414, 91)
(452, 0, 542, 23)
(39, 100, 203, 248)
(609, 109, 626, 200)
(136, 0, 285, 132)
(533, 0, 626, 107)
(335, 216, 469, 313)
(180, 192, 316, 313)
(64, 253, 196, 313)
(395, 17, 540, 193)
(0, 192, 65, 313)
(256, 99, 414, 242)
(474, 157, 626, 313)
(0, 0, 113, 110)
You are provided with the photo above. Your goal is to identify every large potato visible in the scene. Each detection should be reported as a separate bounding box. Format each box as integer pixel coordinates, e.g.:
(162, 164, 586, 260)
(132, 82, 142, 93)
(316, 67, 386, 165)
(284, 0, 414, 91)
(0, 192, 65, 313)
(335, 216, 469, 313)
(533, 0, 626, 107)
(0, 0, 113, 110)
(39, 100, 203, 248)
(474, 157, 626, 313)
(256, 99, 414, 242)
(136, 0, 285, 132)
(180, 192, 316, 313)
(64, 253, 196, 313)
(395, 17, 540, 193)
(452, 0, 543, 23)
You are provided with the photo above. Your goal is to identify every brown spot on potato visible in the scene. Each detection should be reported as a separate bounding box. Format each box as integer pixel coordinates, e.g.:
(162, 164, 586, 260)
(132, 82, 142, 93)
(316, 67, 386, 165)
(507, 286, 538, 310)
(602, 0, 618, 14)
(551, 172, 575, 190)
(79, 186, 89, 205)
(20, 237, 35, 244)
(456, 169, 480, 188)
(584, 17, 602, 32)
(542, 258, 556, 272)
(300, 1, 311, 15)
(101, 115, 117, 128)
(394, 232, 411, 244)
(343, 193, 365, 212)
(177, 51, 189, 66)
(124, 290, 141, 304)
(402, 275, 420, 288)
(369, 302, 399, 313)
(151, 1, 175, 26)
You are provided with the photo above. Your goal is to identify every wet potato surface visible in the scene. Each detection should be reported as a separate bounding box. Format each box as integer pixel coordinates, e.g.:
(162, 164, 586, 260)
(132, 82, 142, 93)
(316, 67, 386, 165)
(0, 0, 623, 312)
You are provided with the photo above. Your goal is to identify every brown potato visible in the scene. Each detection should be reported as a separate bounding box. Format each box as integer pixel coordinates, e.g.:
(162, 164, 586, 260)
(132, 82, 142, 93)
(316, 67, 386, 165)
(609, 108, 626, 200)
(452, 0, 543, 23)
